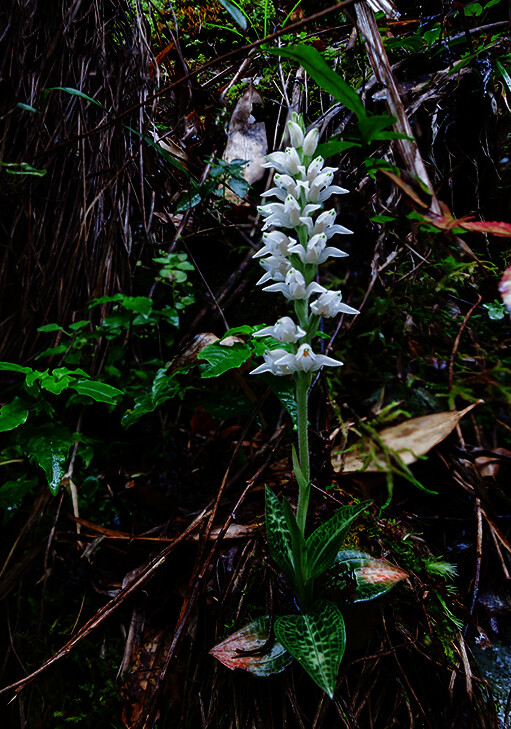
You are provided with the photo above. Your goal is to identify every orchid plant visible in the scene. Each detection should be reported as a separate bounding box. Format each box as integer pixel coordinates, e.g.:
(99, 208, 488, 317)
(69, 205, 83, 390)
(210, 114, 407, 698)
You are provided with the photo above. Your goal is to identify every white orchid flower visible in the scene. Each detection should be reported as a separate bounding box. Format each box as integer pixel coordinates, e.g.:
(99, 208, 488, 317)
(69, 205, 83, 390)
(303, 208, 353, 239)
(263, 268, 326, 300)
(250, 348, 294, 376)
(274, 343, 343, 373)
(253, 316, 306, 343)
(256, 255, 291, 285)
(260, 173, 302, 202)
(253, 231, 296, 259)
(259, 197, 320, 230)
(310, 290, 360, 318)
(306, 171, 349, 204)
(288, 234, 348, 265)
(262, 147, 304, 176)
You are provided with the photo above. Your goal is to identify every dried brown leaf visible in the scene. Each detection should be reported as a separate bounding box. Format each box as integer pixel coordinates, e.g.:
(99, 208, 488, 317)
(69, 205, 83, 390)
(332, 402, 480, 473)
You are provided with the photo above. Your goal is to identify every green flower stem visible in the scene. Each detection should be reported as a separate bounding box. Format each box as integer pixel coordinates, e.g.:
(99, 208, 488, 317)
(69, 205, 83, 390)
(295, 370, 312, 536)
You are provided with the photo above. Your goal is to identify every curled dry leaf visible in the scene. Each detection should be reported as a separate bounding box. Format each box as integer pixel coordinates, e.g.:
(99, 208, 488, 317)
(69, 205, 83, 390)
(210, 616, 292, 676)
(332, 402, 481, 474)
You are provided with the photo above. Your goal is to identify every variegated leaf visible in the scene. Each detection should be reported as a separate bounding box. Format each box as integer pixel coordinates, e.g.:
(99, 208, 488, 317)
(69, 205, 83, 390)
(275, 600, 345, 699)
(306, 502, 370, 580)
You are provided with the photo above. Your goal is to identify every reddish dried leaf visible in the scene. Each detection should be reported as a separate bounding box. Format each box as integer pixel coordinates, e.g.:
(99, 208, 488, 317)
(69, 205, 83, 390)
(210, 616, 292, 676)
(334, 550, 408, 602)
(460, 220, 511, 237)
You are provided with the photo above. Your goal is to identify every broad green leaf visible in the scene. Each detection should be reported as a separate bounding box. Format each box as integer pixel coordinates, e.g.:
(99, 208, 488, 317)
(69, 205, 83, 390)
(265, 487, 295, 584)
(37, 323, 64, 333)
(46, 86, 105, 108)
(210, 616, 292, 676)
(358, 114, 397, 144)
(275, 600, 345, 698)
(217, 0, 248, 30)
(0, 398, 30, 432)
(332, 550, 408, 602)
(70, 380, 123, 405)
(68, 320, 90, 331)
(21, 424, 74, 494)
(464, 2, 482, 15)
(122, 370, 180, 427)
(198, 342, 252, 378)
(39, 372, 73, 395)
(306, 502, 370, 580)
(0, 362, 32, 374)
(176, 188, 202, 212)
(316, 139, 361, 158)
(266, 45, 366, 120)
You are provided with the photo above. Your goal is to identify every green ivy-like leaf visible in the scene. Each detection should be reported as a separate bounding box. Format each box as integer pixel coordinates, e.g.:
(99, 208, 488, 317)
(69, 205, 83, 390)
(265, 45, 366, 120)
(275, 600, 345, 698)
(306, 502, 370, 580)
(69, 380, 123, 405)
(265, 487, 295, 584)
(198, 342, 252, 378)
(21, 424, 74, 494)
(0, 398, 30, 432)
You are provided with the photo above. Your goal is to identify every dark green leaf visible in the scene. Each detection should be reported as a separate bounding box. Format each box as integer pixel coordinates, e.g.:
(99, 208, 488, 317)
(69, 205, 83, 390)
(358, 115, 398, 145)
(17, 102, 39, 113)
(0, 398, 30, 432)
(37, 323, 64, 333)
(306, 502, 370, 580)
(265, 487, 295, 584)
(316, 139, 361, 158)
(265, 45, 366, 120)
(218, 0, 248, 30)
(198, 342, 252, 378)
(176, 188, 203, 212)
(226, 176, 249, 198)
(70, 380, 123, 405)
(21, 424, 74, 494)
(0, 362, 32, 374)
(275, 600, 345, 698)
(0, 477, 38, 519)
(1, 162, 47, 177)
(210, 616, 292, 676)
(46, 86, 105, 108)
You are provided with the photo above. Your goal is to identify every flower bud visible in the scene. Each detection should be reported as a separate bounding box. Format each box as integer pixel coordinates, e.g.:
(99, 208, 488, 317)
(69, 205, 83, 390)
(302, 128, 319, 157)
